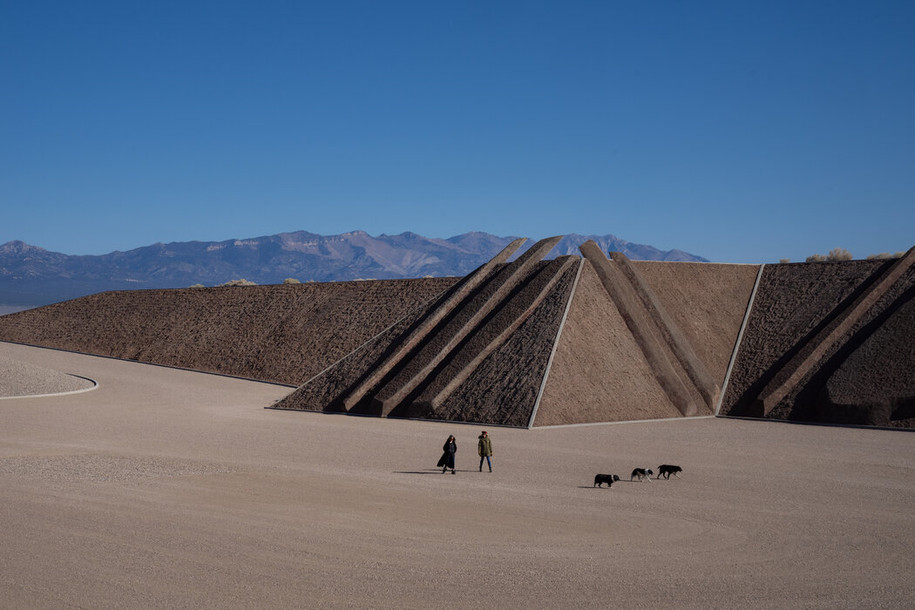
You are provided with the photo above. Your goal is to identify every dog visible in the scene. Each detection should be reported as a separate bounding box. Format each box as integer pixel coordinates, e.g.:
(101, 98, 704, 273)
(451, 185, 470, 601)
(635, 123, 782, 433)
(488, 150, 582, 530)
(630, 468, 653, 481)
(657, 464, 682, 480)
(593, 474, 621, 488)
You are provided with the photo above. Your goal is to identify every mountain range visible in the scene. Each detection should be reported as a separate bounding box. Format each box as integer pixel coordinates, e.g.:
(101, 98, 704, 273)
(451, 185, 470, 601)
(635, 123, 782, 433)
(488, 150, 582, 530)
(0, 230, 705, 311)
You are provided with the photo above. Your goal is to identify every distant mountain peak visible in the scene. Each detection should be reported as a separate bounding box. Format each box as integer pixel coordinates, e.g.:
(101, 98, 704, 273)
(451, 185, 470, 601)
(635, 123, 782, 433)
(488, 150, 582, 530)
(1, 241, 46, 255)
(0, 230, 706, 308)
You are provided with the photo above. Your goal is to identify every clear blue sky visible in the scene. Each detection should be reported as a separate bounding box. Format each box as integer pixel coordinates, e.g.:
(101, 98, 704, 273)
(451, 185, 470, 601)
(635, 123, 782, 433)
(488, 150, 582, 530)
(2, 1, 913, 263)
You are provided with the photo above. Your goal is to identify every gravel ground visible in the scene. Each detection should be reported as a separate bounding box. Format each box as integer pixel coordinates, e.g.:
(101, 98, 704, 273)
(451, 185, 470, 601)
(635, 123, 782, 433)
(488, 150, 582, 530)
(1, 341, 912, 609)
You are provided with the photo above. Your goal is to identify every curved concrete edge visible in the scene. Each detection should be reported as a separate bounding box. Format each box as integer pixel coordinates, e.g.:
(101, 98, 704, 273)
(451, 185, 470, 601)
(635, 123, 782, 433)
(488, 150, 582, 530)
(0, 374, 99, 401)
(2, 340, 297, 389)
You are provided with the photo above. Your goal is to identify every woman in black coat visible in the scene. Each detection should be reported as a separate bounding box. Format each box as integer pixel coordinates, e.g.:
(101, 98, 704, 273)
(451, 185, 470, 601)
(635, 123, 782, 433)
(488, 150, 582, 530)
(438, 435, 457, 474)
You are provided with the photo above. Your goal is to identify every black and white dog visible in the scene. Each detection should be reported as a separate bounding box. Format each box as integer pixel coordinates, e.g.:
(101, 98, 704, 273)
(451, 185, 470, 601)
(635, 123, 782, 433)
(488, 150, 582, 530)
(630, 468, 653, 481)
(593, 474, 621, 488)
(657, 464, 683, 480)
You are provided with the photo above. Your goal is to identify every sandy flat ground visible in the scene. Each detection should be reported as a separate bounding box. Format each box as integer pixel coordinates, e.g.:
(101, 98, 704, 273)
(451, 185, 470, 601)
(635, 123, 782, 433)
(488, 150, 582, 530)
(0, 341, 912, 609)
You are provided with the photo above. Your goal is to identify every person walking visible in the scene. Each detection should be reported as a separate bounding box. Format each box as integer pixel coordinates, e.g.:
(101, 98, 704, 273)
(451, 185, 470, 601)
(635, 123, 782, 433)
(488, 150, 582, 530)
(438, 435, 457, 474)
(478, 430, 493, 472)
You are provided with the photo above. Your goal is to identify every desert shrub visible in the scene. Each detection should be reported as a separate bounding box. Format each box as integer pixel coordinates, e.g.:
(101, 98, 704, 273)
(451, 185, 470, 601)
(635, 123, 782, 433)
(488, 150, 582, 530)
(189, 283, 205, 288)
(779, 258, 791, 264)
(283, 278, 301, 284)
(867, 253, 893, 260)
(827, 248, 853, 261)
(220, 279, 257, 286)
(806, 249, 853, 263)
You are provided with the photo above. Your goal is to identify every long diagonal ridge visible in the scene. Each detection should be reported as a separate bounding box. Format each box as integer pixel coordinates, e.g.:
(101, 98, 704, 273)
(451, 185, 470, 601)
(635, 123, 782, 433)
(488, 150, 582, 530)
(373, 236, 564, 416)
(419, 255, 578, 412)
(610, 251, 720, 409)
(339, 237, 526, 411)
(755, 245, 915, 416)
(579, 241, 698, 417)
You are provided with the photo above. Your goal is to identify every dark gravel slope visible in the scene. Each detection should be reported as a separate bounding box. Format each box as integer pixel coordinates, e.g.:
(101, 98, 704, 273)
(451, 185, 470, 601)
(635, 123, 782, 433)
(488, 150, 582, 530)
(719, 260, 915, 427)
(0, 279, 458, 385)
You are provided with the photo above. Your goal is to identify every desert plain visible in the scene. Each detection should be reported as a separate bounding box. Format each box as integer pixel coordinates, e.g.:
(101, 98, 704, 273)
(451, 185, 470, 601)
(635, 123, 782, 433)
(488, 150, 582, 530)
(1, 340, 912, 609)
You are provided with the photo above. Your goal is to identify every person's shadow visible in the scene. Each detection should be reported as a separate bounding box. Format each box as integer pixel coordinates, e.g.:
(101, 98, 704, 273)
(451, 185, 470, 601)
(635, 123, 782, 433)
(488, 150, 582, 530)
(395, 469, 462, 475)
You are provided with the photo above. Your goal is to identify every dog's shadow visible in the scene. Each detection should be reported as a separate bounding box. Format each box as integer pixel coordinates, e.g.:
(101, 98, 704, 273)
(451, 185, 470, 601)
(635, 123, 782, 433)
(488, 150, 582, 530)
(395, 469, 463, 475)
(580, 481, 644, 488)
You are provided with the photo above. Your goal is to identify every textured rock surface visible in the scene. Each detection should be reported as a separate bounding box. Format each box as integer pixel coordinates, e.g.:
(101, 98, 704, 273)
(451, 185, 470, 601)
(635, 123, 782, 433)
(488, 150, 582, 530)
(815, 285, 915, 426)
(275, 256, 579, 425)
(412, 257, 577, 412)
(270, 299, 440, 413)
(0, 279, 459, 386)
(371, 237, 562, 413)
(418, 259, 579, 426)
(719, 260, 915, 427)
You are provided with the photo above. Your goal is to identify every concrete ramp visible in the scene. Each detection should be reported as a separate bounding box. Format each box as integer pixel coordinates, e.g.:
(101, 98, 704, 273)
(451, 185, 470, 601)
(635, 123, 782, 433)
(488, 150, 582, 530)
(609, 252, 720, 410)
(578, 241, 700, 417)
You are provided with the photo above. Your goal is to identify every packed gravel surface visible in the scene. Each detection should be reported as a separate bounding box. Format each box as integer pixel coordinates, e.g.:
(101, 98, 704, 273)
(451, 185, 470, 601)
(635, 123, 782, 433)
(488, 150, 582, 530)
(2, 341, 912, 609)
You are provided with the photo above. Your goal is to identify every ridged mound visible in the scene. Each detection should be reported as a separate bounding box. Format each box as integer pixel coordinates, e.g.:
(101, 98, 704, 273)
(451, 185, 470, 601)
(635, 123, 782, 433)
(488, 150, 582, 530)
(2, 240, 911, 428)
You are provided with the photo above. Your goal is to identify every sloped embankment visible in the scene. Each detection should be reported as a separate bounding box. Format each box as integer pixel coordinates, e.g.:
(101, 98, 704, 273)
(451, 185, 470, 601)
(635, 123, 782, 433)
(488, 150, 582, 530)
(0, 279, 459, 386)
(719, 257, 915, 427)
(271, 237, 580, 427)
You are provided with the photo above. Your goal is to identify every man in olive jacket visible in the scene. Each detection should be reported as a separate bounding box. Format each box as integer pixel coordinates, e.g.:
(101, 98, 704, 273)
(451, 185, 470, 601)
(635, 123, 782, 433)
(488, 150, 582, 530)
(478, 431, 493, 472)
